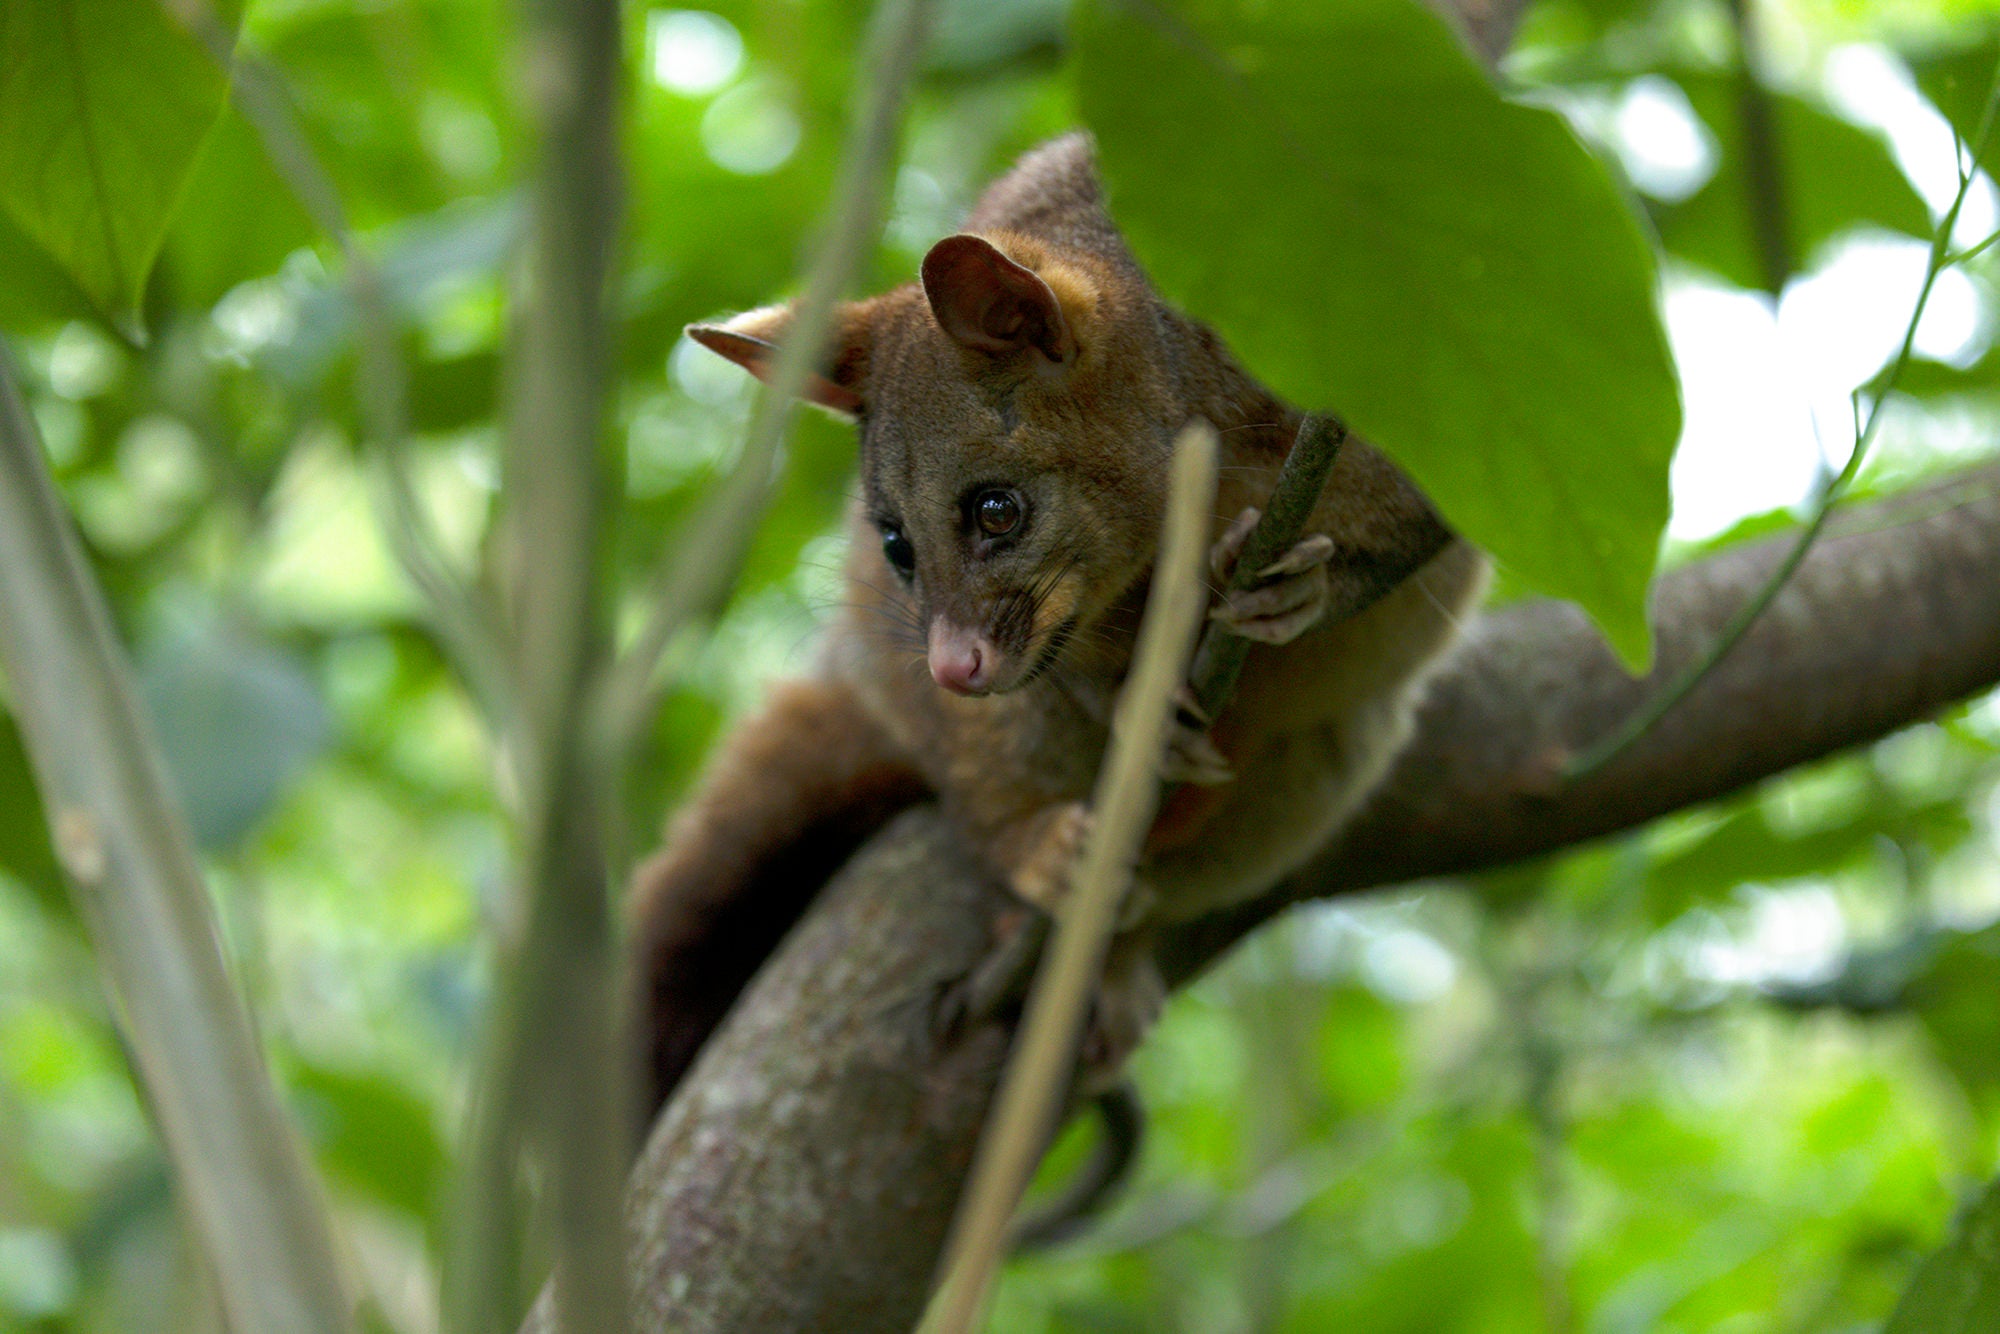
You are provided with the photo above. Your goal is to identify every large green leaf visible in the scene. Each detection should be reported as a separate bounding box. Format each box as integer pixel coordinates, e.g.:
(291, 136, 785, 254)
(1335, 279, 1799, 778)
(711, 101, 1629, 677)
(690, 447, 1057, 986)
(1073, 0, 1680, 669)
(1887, 1172, 2000, 1332)
(0, 211, 95, 334)
(1655, 73, 1929, 294)
(0, 0, 243, 333)
(161, 105, 316, 311)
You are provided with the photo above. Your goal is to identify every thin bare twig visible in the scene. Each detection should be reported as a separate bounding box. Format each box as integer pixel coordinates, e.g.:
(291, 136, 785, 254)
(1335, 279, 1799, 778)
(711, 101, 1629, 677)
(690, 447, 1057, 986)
(446, 0, 628, 1328)
(597, 0, 940, 756)
(1186, 412, 1346, 720)
(919, 421, 1220, 1334)
(0, 346, 353, 1334)
(1726, 0, 1793, 295)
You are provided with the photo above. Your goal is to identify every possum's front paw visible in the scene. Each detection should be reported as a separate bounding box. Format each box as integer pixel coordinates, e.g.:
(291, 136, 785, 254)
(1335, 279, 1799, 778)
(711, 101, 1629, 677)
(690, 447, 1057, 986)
(933, 913, 1165, 1078)
(1079, 940, 1166, 1093)
(1161, 688, 1233, 787)
(1010, 802, 1156, 929)
(1008, 801, 1094, 915)
(1208, 506, 1335, 646)
(934, 806, 1157, 1043)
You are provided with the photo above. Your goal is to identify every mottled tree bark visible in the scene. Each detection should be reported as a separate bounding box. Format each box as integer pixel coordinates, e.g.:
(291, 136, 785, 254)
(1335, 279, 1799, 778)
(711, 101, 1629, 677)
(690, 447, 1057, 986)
(621, 817, 1011, 1334)
(523, 464, 2000, 1334)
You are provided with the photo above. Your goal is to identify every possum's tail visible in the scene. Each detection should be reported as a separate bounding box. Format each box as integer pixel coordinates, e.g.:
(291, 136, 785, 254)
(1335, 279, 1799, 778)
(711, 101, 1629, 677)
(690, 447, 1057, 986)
(627, 677, 928, 1126)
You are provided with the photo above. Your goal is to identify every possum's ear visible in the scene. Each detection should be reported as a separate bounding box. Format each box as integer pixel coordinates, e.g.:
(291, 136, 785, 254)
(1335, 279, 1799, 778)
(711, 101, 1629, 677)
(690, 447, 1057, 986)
(921, 234, 1084, 365)
(684, 302, 872, 416)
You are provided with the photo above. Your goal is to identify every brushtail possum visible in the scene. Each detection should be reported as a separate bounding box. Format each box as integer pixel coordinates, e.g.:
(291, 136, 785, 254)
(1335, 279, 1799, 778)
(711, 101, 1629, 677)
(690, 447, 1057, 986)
(629, 133, 1489, 1119)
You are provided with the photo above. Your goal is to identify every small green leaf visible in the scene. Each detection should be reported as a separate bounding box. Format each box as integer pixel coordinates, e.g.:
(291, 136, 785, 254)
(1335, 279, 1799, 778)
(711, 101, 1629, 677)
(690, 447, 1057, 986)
(1897, 347, 2000, 399)
(291, 1061, 446, 1228)
(1911, 926, 2000, 1099)
(0, 711, 72, 925)
(1642, 798, 1973, 923)
(1887, 1172, 2000, 1333)
(1912, 37, 2000, 182)
(137, 608, 329, 852)
(927, 0, 1068, 72)
(1073, 0, 1679, 669)
(0, 0, 243, 333)
(1656, 74, 1929, 293)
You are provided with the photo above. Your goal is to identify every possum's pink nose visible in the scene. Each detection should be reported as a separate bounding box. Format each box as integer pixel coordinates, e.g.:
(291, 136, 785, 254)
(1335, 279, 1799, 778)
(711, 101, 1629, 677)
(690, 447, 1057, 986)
(929, 623, 991, 695)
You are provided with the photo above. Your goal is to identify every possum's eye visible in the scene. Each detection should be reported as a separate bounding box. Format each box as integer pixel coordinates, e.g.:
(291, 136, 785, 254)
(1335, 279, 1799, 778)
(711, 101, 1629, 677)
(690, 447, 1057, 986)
(881, 525, 916, 579)
(974, 488, 1022, 537)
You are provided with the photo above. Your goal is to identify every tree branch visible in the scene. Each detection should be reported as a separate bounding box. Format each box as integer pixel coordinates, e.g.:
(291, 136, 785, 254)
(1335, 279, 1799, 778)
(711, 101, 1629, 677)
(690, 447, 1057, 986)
(595, 460, 2000, 1331)
(526, 813, 1013, 1334)
(1164, 462, 2000, 979)
(0, 347, 353, 1333)
(1247, 464, 2000, 896)
(448, 0, 627, 1328)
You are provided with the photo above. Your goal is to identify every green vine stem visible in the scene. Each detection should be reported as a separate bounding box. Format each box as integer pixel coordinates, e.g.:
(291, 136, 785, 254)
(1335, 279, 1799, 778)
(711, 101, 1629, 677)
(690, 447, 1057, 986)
(1562, 56, 2000, 783)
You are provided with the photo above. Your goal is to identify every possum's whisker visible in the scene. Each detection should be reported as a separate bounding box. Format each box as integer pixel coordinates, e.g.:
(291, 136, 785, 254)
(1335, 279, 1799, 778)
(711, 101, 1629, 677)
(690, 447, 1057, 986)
(1408, 565, 1472, 631)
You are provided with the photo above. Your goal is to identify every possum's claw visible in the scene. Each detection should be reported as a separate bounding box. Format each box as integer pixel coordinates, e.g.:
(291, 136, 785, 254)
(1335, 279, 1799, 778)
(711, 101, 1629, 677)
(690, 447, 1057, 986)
(1209, 507, 1334, 646)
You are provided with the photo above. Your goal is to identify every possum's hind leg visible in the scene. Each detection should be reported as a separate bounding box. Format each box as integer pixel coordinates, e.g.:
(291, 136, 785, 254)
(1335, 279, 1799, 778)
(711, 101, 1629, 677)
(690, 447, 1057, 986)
(627, 678, 928, 1129)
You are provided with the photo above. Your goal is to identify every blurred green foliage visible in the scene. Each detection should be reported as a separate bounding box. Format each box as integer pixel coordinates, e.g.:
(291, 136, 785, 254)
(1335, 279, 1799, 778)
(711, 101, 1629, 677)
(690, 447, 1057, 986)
(1655, 70, 1930, 291)
(1887, 1170, 2000, 1330)
(0, 0, 1996, 1329)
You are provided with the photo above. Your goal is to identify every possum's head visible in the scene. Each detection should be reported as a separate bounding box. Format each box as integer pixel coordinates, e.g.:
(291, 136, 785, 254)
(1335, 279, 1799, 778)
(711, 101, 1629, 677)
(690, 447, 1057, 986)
(689, 231, 1186, 696)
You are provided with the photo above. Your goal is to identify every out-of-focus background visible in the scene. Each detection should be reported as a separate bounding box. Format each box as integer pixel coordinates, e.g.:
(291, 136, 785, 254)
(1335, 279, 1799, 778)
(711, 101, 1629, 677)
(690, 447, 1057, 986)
(1, 0, 1997, 1329)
